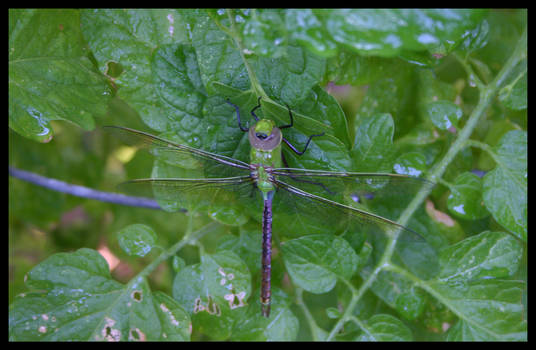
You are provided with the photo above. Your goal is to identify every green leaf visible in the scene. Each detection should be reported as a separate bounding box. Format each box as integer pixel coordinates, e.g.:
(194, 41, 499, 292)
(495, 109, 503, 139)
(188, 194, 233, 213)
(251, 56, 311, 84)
(282, 235, 359, 294)
(80, 9, 190, 131)
(251, 44, 326, 105)
(285, 9, 338, 57)
(294, 85, 351, 148)
(151, 43, 208, 139)
(117, 224, 158, 257)
(447, 172, 488, 220)
(423, 100, 463, 130)
(472, 10, 526, 77)
(326, 51, 408, 85)
(183, 10, 250, 94)
(217, 226, 262, 276)
(393, 152, 428, 177)
(9, 248, 191, 341)
(499, 69, 527, 110)
(172, 250, 251, 340)
(234, 308, 299, 340)
(324, 9, 486, 57)
(418, 68, 457, 98)
(362, 268, 426, 319)
(226, 9, 485, 60)
(354, 314, 412, 341)
(483, 130, 527, 241)
(326, 307, 342, 319)
(416, 71, 458, 126)
(172, 255, 186, 273)
(438, 231, 523, 283)
(9, 9, 111, 142)
(232, 9, 288, 58)
(231, 288, 299, 341)
(457, 19, 490, 54)
(422, 231, 526, 340)
(394, 287, 426, 320)
(351, 113, 394, 173)
(207, 205, 250, 227)
(354, 65, 415, 137)
(428, 279, 526, 341)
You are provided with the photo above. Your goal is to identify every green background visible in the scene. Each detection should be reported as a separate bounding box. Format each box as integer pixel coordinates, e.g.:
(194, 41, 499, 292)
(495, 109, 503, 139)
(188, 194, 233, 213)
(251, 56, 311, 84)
(9, 9, 526, 341)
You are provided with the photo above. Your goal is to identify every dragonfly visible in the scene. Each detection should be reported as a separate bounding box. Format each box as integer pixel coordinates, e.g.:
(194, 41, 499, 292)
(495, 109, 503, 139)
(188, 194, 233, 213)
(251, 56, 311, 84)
(105, 97, 438, 318)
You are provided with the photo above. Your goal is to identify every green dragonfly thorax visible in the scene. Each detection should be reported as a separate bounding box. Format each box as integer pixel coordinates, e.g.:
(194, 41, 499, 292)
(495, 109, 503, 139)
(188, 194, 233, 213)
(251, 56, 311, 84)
(249, 119, 283, 168)
(249, 119, 283, 200)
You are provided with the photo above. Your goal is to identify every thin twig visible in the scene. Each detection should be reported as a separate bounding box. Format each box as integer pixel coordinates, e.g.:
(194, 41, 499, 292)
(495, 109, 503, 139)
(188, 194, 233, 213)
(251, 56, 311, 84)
(9, 166, 162, 210)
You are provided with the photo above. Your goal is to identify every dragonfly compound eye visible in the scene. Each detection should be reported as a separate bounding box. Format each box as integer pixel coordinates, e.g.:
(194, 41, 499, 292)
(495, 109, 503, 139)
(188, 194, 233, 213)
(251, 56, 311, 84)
(256, 132, 268, 140)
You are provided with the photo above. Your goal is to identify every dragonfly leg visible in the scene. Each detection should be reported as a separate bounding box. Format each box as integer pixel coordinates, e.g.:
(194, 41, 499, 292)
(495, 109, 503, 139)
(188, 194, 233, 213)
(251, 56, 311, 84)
(278, 103, 294, 129)
(282, 133, 325, 156)
(279, 103, 325, 155)
(226, 99, 249, 132)
(250, 96, 262, 121)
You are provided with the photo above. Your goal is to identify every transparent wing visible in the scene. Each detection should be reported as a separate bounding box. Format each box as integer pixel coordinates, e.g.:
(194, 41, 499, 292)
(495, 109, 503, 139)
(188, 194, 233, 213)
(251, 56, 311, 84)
(272, 168, 434, 222)
(271, 178, 439, 280)
(117, 176, 258, 214)
(105, 126, 256, 212)
(104, 126, 250, 179)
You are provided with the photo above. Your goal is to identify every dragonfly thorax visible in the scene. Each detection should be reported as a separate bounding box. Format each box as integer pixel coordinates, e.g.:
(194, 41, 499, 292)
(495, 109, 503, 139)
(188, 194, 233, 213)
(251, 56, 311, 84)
(251, 165, 276, 198)
(249, 119, 283, 170)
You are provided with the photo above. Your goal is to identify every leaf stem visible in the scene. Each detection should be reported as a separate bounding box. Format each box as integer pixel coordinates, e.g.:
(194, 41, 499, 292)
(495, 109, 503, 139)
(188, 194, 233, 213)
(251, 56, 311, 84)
(295, 287, 324, 341)
(453, 53, 485, 89)
(463, 139, 515, 180)
(463, 139, 495, 158)
(225, 9, 268, 100)
(136, 221, 216, 280)
(425, 27, 525, 187)
(348, 315, 373, 340)
(326, 267, 383, 340)
(327, 25, 527, 340)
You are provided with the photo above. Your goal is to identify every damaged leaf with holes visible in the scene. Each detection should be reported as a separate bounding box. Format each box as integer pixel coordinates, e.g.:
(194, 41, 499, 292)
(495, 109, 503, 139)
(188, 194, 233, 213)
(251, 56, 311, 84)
(172, 250, 251, 340)
(8, 248, 191, 341)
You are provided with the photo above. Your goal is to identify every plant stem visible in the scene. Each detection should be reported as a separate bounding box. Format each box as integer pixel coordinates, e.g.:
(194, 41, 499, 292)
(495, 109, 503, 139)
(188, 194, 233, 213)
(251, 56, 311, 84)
(464, 139, 496, 158)
(295, 287, 325, 341)
(9, 166, 161, 209)
(136, 221, 216, 280)
(225, 9, 268, 100)
(326, 26, 526, 340)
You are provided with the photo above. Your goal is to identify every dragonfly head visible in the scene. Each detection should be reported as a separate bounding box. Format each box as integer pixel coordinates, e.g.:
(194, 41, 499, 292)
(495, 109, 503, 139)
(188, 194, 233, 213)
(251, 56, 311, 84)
(249, 119, 282, 151)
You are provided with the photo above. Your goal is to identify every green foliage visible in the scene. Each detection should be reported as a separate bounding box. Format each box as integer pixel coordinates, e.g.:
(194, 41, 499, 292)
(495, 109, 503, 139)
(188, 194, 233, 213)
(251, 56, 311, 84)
(9, 9, 526, 341)
(9, 9, 112, 142)
(117, 224, 158, 257)
(482, 130, 527, 241)
(8, 248, 191, 341)
(447, 172, 488, 220)
(282, 235, 359, 294)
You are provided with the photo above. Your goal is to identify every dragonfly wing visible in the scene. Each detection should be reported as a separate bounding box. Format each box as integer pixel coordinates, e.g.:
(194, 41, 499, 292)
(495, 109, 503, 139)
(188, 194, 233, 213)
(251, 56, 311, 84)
(272, 178, 439, 280)
(118, 176, 257, 215)
(272, 168, 434, 222)
(104, 126, 250, 179)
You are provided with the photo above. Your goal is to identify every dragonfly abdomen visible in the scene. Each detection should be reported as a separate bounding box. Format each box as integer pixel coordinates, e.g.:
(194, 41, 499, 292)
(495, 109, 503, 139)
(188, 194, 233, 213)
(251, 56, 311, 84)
(261, 195, 273, 317)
